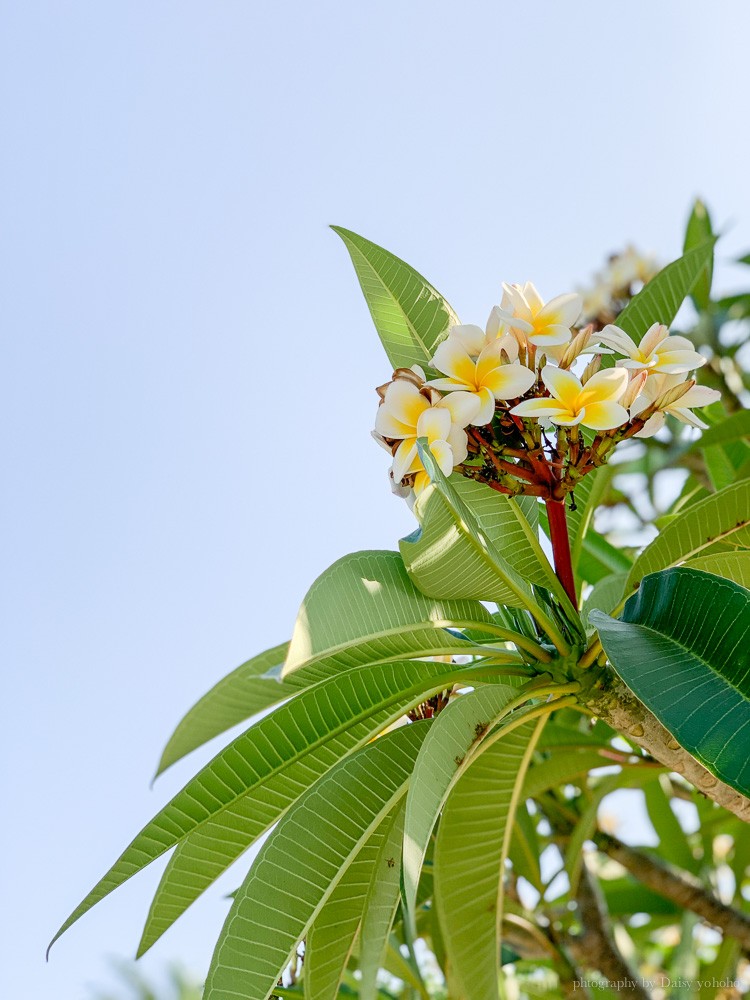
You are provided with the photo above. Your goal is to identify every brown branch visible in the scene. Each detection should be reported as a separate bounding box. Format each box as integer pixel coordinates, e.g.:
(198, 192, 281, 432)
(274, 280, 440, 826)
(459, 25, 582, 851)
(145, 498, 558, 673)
(582, 670, 750, 823)
(595, 831, 750, 952)
(568, 863, 652, 1000)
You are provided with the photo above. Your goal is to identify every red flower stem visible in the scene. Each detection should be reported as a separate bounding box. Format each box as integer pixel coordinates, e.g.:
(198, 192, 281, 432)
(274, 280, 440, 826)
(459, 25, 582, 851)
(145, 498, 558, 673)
(546, 498, 577, 607)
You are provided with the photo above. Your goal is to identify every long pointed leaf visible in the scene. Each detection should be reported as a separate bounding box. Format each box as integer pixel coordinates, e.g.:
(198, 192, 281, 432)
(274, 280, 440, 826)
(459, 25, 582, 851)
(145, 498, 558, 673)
(203, 723, 431, 1000)
(610, 238, 717, 342)
(402, 682, 558, 928)
(433, 714, 548, 1000)
(282, 550, 495, 677)
(154, 642, 291, 778)
(592, 567, 750, 798)
(358, 802, 406, 1000)
(401, 475, 556, 606)
(51, 658, 495, 955)
(625, 480, 750, 595)
(304, 806, 398, 1000)
(332, 226, 458, 369)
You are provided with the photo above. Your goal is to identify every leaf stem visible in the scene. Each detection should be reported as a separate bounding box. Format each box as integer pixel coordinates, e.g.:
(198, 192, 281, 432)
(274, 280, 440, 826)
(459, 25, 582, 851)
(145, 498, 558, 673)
(545, 498, 577, 607)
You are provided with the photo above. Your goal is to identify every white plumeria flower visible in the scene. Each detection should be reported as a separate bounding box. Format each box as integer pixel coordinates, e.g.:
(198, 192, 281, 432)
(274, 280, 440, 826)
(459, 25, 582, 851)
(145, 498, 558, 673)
(374, 378, 480, 494)
(428, 325, 536, 426)
(630, 372, 721, 437)
(598, 322, 706, 375)
(511, 365, 629, 431)
(495, 281, 582, 350)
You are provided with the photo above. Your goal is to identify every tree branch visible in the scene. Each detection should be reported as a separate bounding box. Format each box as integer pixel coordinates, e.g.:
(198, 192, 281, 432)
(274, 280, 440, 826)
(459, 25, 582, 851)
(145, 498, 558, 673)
(595, 831, 750, 953)
(568, 862, 652, 1000)
(582, 669, 750, 823)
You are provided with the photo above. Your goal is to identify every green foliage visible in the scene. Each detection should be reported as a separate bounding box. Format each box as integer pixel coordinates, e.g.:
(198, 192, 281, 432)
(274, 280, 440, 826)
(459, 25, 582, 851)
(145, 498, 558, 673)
(332, 227, 458, 370)
(592, 566, 750, 797)
(613, 236, 717, 341)
(56, 206, 750, 1000)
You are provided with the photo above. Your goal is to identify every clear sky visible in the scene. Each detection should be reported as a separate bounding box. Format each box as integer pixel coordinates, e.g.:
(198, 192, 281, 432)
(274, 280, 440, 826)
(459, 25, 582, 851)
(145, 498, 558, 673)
(2, 2, 750, 997)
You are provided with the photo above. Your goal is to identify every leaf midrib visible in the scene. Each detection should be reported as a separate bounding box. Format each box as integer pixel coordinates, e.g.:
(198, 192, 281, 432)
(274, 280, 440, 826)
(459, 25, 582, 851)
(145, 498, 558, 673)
(344, 234, 450, 362)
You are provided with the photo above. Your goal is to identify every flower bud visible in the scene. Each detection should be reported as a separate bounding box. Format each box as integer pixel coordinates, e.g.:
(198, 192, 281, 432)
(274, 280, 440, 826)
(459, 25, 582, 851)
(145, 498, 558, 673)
(620, 370, 648, 410)
(653, 378, 695, 411)
(580, 354, 602, 384)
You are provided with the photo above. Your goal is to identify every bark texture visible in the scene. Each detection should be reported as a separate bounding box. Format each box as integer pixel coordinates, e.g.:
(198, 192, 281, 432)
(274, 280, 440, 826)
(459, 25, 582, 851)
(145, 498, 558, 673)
(582, 670, 750, 823)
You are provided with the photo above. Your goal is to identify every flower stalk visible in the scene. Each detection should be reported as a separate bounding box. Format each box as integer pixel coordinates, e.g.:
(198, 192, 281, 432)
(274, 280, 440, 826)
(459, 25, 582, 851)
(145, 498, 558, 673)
(546, 498, 577, 606)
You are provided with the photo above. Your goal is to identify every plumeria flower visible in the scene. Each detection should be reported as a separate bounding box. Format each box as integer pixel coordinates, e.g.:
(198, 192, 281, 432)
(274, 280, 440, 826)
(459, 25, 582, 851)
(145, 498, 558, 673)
(495, 282, 582, 350)
(630, 372, 721, 437)
(511, 365, 629, 430)
(428, 324, 536, 425)
(374, 374, 480, 495)
(598, 322, 706, 375)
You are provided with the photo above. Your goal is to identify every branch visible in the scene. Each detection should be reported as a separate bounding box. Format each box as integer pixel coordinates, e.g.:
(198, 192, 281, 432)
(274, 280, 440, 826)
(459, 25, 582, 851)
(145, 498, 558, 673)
(595, 831, 750, 952)
(567, 862, 652, 1000)
(582, 669, 750, 823)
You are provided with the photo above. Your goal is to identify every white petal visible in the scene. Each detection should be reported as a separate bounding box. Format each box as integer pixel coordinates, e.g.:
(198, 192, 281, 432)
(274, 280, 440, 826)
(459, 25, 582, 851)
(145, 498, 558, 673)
(542, 365, 583, 407)
(635, 413, 665, 438)
(527, 324, 573, 348)
(537, 292, 582, 329)
(653, 350, 707, 373)
(639, 323, 668, 358)
(511, 398, 570, 420)
(676, 385, 722, 408)
(580, 400, 629, 431)
(391, 439, 419, 481)
(416, 405, 452, 442)
(438, 390, 482, 427)
(429, 439, 455, 477)
(446, 425, 469, 465)
(579, 367, 629, 402)
(450, 324, 487, 355)
(598, 324, 639, 358)
(472, 386, 496, 425)
(431, 337, 477, 384)
(670, 407, 709, 429)
(380, 379, 427, 429)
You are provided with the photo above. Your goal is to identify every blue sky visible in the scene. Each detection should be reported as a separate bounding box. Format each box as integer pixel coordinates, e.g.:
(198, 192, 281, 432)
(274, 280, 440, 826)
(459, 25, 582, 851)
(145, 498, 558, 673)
(2, 1, 750, 997)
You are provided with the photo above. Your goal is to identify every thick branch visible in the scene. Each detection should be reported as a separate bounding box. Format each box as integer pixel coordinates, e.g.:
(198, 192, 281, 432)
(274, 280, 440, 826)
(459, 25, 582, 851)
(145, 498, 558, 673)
(582, 670, 750, 823)
(595, 831, 750, 952)
(568, 863, 652, 1000)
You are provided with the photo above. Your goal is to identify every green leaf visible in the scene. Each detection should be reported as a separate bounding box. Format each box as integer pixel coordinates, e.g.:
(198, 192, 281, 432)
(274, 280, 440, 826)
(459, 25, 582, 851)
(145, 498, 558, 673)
(523, 746, 634, 800)
(625, 481, 750, 595)
(154, 642, 292, 778)
(402, 683, 536, 928)
(332, 226, 458, 369)
(643, 775, 698, 874)
(581, 573, 629, 621)
(305, 804, 401, 1000)
(203, 723, 430, 1000)
(577, 529, 632, 584)
(282, 550, 495, 677)
(691, 411, 750, 451)
(433, 713, 548, 1000)
(686, 552, 750, 587)
(411, 443, 574, 648)
(357, 802, 406, 1000)
(612, 237, 717, 342)
(509, 801, 543, 893)
(591, 566, 750, 798)
(567, 467, 613, 592)
(401, 474, 554, 606)
(52, 658, 493, 957)
(602, 877, 680, 917)
(683, 199, 715, 311)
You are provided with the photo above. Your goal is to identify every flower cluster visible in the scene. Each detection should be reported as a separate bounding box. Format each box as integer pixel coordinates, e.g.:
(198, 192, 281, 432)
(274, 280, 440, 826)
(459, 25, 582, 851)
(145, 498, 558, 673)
(578, 246, 660, 327)
(373, 282, 720, 504)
